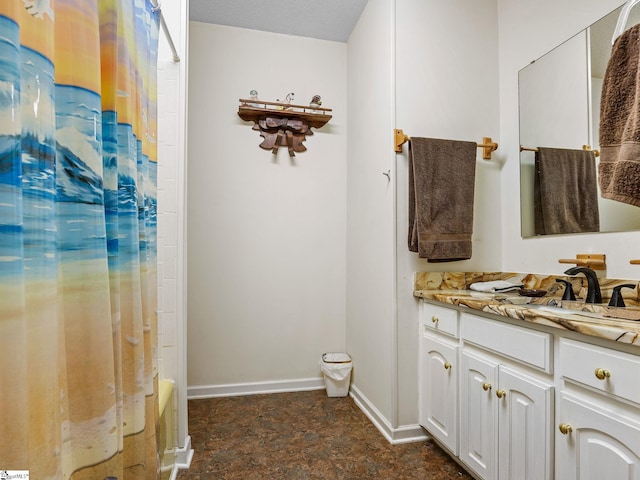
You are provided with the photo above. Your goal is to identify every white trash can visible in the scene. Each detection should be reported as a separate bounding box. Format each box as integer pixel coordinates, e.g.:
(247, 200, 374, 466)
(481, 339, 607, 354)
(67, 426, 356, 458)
(320, 353, 352, 397)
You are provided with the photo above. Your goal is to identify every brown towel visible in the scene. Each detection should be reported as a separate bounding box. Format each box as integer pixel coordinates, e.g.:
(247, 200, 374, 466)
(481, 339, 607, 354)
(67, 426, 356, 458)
(599, 23, 640, 207)
(408, 137, 477, 261)
(534, 147, 600, 235)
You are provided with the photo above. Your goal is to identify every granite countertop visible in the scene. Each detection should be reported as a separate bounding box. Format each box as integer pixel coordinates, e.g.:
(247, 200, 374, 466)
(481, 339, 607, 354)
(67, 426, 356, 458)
(414, 271, 640, 348)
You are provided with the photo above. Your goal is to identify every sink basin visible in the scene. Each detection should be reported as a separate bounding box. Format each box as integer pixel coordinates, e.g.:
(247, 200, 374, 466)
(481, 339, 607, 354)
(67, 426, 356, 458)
(523, 304, 607, 320)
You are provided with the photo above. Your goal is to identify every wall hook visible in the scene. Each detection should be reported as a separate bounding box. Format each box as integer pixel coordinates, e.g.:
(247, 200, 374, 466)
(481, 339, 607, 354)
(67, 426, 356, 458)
(383, 170, 391, 181)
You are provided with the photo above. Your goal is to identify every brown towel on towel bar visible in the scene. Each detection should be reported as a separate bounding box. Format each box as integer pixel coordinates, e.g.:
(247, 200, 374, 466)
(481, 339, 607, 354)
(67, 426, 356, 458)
(408, 137, 477, 261)
(599, 23, 640, 207)
(534, 147, 600, 235)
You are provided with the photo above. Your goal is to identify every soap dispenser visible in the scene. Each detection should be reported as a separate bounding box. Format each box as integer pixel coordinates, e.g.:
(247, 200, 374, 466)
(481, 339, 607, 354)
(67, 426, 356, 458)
(555, 279, 576, 301)
(608, 284, 636, 307)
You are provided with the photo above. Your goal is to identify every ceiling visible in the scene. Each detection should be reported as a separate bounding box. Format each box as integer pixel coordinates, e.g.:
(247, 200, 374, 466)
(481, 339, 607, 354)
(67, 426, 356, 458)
(189, 0, 369, 43)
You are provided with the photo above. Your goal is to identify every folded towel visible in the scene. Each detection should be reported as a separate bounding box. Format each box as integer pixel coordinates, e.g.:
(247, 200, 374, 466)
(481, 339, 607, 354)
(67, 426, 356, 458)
(599, 23, 640, 207)
(470, 281, 524, 293)
(408, 137, 477, 261)
(533, 147, 600, 235)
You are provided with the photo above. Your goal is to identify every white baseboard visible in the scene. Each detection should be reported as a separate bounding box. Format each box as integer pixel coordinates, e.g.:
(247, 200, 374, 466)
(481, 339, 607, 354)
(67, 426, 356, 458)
(349, 384, 428, 445)
(187, 377, 326, 399)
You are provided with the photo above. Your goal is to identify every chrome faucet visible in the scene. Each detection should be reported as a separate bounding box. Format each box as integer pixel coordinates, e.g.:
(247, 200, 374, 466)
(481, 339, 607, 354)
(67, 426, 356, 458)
(563, 267, 602, 304)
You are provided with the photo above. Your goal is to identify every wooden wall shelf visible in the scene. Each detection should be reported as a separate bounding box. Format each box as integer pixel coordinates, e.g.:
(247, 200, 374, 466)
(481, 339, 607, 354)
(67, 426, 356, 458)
(238, 99, 332, 156)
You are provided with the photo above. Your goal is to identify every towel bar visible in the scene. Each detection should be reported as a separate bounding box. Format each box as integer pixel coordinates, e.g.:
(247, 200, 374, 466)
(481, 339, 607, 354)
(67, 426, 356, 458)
(520, 145, 600, 157)
(394, 129, 498, 159)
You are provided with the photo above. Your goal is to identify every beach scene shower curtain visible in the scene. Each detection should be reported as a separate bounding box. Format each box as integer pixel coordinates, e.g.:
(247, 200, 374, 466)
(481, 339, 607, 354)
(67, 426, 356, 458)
(0, 1, 159, 478)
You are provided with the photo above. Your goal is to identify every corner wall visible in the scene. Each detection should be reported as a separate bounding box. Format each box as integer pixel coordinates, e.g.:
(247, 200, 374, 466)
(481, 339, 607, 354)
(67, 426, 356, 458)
(346, 0, 397, 438)
(394, 0, 502, 427)
(346, 0, 502, 440)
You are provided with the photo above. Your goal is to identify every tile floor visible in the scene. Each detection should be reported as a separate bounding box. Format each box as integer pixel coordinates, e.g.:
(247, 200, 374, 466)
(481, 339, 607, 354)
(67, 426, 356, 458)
(177, 390, 473, 479)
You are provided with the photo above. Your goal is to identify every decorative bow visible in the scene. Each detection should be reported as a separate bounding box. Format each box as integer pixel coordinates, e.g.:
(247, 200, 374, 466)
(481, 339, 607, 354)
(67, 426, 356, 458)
(253, 116, 313, 156)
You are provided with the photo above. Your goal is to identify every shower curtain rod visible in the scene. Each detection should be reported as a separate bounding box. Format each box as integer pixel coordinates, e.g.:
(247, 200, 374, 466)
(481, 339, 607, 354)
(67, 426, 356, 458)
(150, 0, 181, 62)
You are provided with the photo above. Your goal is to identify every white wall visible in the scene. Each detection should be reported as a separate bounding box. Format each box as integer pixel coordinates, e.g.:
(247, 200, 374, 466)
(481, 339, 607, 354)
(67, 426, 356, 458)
(498, 0, 640, 279)
(346, 0, 396, 437)
(186, 23, 347, 394)
(394, 0, 502, 427)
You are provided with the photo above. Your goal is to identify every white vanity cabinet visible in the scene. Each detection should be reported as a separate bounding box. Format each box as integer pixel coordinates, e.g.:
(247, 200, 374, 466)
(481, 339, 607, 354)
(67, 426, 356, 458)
(419, 302, 459, 455)
(418, 303, 554, 480)
(418, 298, 640, 479)
(555, 338, 640, 480)
(459, 313, 554, 480)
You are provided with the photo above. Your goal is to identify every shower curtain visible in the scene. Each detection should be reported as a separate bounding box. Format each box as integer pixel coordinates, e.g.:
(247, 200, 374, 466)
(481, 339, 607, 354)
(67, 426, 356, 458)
(0, 1, 159, 479)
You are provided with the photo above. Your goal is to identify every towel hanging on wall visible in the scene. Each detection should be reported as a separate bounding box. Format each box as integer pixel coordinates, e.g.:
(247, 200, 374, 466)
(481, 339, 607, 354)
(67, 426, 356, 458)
(408, 137, 477, 262)
(599, 23, 640, 207)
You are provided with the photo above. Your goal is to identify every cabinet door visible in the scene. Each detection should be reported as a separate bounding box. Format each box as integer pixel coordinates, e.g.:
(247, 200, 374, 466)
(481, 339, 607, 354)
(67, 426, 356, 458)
(556, 392, 640, 480)
(460, 350, 499, 480)
(420, 334, 458, 454)
(497, 365, 553, 480)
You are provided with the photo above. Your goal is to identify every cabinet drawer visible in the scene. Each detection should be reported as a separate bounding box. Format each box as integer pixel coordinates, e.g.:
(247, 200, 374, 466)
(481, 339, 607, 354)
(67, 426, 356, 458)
(559, 338, 640, 405)
(421, 302, 459, 338)
(461, 312, 552, 372)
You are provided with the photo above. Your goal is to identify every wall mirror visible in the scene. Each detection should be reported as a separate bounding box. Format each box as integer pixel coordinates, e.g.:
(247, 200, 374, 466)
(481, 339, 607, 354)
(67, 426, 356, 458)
(519, 4, 640, 237)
